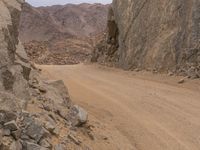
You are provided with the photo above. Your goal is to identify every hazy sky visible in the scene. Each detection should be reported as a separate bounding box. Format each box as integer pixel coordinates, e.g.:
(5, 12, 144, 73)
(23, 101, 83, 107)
(26, 0, 112, 7)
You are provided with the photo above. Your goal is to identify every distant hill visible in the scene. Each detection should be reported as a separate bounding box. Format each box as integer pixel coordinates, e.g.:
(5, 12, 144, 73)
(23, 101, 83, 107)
(19, 3, 109, 42)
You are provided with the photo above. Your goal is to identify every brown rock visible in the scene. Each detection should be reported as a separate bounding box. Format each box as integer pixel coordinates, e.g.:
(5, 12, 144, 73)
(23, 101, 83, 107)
(10, 141, 22, 150)
(11, 129, 21, 140)
(67, 105, 88, 127)
(2, 129, 11, 136)
(68, 133, 81, 145)
(93, 0, 200, 76)
(178, 79, 185, 84)
(54, 144, 64, 150)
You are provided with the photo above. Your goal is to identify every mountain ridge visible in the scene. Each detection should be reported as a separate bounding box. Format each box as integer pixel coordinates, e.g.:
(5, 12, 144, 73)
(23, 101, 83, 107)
(19, 2, 109, 42)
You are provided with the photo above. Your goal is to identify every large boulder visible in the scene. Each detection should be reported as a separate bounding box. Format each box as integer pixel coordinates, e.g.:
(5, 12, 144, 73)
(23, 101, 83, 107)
(66, 105, 88, 127)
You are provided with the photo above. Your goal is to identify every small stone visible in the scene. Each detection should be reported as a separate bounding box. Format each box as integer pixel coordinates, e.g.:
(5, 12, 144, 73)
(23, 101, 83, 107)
(2, 129, 11, 136)
(168, 72, 174, 76)
(0, 130, 2, 144)
(54, 144, 64, 150)
(4, 120, 18, 131)
(46, 115, 56, 125)
(25, 122, 49, 142)
(38, 86, 47, 93)
(48, 113, 57, 122)
(0, 111, 17, 125)
(11, 129, 21, 140)
(134, 68, 140, 72)
(67, 105, 88, 127)
(82, 146, 92, 150)
(39, 139, 52, 148)
(52, 127, 60, 136)
(178, 78, 185, 84)
(20, 134, 30, 141)
(68, 133, 81, 145)
(45, 122, 55, 133)
(42, 104, 51, 112)
(24, 142, 48, 150)
(10, 141, 22, 150)
(0, 136, 13, 149)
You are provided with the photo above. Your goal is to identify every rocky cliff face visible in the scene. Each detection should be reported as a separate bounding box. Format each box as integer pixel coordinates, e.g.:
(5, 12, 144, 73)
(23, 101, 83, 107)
(93, 0, 200, 78)
(0, 0, 31, 110)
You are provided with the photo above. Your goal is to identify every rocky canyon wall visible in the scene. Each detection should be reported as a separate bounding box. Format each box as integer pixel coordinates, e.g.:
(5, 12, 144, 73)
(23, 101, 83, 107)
(93, 0, 200, 78)
(0, 1, 91, 149)
(0, 0, 31, 110)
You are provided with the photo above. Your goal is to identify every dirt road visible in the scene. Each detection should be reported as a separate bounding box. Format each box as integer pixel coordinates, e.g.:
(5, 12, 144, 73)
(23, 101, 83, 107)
(40, 64, 200, 150)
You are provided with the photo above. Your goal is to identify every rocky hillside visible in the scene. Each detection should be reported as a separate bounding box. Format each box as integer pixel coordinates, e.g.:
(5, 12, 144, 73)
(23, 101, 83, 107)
(24, 39, 93, 65)
(93, 0, 200, 78)
(0, 1, 114, 149)
(19, 3, 108, 64)
(19, 3, 109, 42)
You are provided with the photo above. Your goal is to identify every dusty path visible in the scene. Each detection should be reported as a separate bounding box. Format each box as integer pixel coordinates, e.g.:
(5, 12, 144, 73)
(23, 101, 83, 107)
(40, 64, 200, 150)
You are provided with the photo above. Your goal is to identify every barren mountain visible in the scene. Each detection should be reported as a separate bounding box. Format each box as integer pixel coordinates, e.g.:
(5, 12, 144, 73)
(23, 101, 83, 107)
(19, 3, 109, 64)
(19, 3, 109, 42)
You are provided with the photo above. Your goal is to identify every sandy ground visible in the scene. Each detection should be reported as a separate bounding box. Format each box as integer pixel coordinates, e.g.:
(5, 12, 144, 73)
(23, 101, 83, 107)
(40, 63, 200, 150)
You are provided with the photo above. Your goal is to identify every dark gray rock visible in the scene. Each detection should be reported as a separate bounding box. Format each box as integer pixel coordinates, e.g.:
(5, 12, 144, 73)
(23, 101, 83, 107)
(67, 105, 88, 127)
(22, 116, 50, 143)
(178, 78, 185, 84)
(68, 133, 81, 145)
(25, 122, 48, 142)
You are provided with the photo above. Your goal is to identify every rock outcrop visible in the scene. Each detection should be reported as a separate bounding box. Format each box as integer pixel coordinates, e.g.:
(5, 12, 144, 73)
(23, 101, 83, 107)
(0, 1, 92, 149)
(93, 0, 200, 78)
(0, 0, 31, 110)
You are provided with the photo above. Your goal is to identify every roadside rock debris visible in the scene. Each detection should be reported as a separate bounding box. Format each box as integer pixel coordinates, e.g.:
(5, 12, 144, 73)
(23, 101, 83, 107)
(0, 0, 95, 149)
